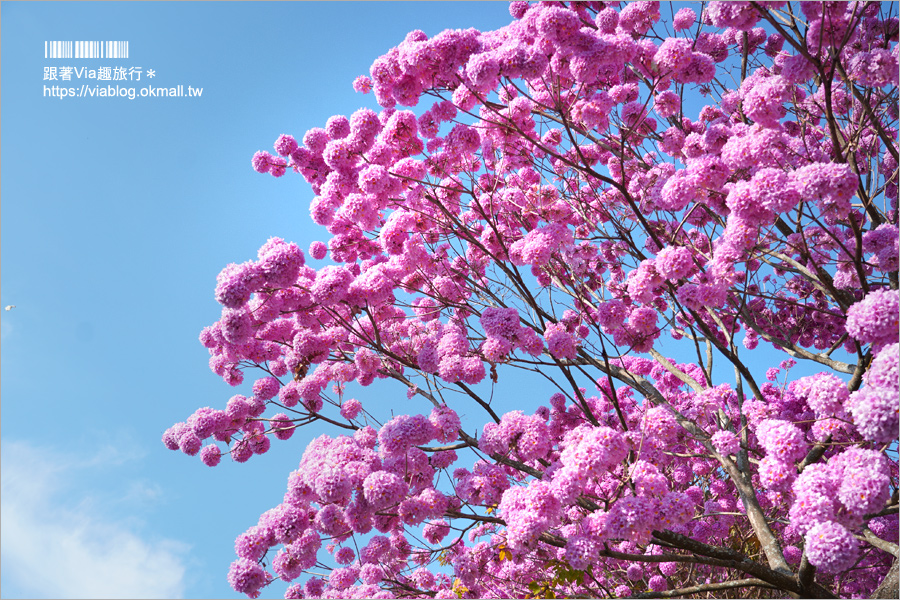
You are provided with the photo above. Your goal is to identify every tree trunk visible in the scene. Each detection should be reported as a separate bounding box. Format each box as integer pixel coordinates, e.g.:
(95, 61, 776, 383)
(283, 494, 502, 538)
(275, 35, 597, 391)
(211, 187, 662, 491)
(873, 559, 898, 599)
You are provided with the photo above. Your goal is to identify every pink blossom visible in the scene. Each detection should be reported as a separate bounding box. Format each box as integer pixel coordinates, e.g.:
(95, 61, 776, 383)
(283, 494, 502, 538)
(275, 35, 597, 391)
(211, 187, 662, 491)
(756, 419, 807, 463)
(673, 7, 696, 30)
(805, 521, 859, 574)
(802, 373, 849, 418)
(340, 398, 362, 420)
(845, 288, 899, 351)
(353, 75, 373, 94)
(711, 430, 740, 456)
(792, 162, 858, 223)
(311, 265, 354, 306)
(545, 322, 578, 360)
(181, 4, 900, 597)
(655, 38, 693, 73)
(655, 246, 695, 280)
(228, 558, 271, 597)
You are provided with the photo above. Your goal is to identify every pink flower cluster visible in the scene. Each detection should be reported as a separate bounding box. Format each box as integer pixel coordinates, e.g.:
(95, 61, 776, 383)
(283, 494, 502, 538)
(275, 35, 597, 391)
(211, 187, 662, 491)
(787, 443, 893, 577)
(845, 289, 900, 352)
(480, 410, 551, 463)
(846, 343, 900, 444)
(172, 1, 900, 597)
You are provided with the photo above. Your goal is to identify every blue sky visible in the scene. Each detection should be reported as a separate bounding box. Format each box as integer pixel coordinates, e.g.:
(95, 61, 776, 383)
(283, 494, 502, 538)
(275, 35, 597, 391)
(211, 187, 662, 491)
(0, 3, 514, 598)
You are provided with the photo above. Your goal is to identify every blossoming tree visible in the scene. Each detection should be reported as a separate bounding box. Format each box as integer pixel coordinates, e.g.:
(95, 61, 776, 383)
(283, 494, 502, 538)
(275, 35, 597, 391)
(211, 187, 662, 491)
(165, 2, 899, 598)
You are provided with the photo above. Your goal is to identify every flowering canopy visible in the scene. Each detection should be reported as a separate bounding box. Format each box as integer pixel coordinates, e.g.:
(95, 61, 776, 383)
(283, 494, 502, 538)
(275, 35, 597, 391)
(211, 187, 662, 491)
(168, 2, 899, 598)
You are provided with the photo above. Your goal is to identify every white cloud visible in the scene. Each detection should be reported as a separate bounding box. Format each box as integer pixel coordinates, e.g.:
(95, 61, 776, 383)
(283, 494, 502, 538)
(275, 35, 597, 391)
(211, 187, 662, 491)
(1, 440, 189, 599)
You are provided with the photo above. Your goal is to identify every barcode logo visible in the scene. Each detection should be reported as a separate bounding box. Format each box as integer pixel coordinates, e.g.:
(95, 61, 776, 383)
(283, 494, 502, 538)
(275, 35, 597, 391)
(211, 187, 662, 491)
(45, 41, 129, 59)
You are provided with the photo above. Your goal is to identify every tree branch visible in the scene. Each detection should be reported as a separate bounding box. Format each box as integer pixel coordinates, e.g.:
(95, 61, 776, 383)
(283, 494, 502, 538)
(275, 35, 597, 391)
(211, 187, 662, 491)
(631, 578, 778, 599)
(651, 529, 836, 598)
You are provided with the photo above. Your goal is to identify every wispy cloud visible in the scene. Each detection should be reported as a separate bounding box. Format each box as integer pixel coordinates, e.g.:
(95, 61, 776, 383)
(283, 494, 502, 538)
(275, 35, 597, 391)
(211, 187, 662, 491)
(1, 440, 189, 599)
